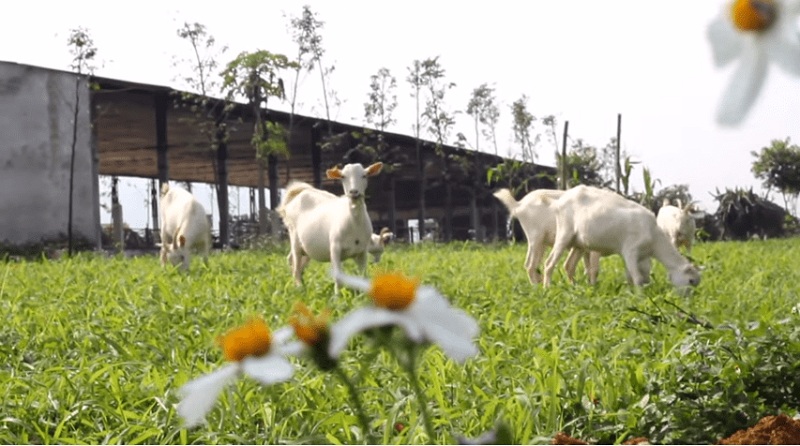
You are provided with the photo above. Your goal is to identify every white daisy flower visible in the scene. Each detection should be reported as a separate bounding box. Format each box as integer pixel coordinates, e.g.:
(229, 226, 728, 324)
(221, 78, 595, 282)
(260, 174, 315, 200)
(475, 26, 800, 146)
(707, 0, 800, 125)
(329, 271, 480, 363)
(176, 318, 302, 428)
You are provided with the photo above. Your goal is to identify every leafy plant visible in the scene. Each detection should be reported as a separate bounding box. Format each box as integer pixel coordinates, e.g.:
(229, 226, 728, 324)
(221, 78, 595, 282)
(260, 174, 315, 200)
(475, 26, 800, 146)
(713, 187, 788, 240)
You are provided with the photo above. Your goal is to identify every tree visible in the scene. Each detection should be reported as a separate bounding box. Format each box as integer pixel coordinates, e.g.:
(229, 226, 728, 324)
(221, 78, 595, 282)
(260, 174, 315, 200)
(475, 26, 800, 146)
(556, 139, 606, 188)
(510, 95, 538, 162)
(67, 27, 98, 256)
(221, 50, 296, 236)
(751, 138, 800, 215)
(466, 83, 500, 155)
(175, 22, 233, 245)
(466, 83, 501, 239)
(420, 57, 458, 241)
(406, 59, 428, 240)
(653, 184, 694, 212)
(289, 5, 333, 135)
(364, 67, 397, 132)
(713, 187, 787, 240)
(363, 67, 402, 234)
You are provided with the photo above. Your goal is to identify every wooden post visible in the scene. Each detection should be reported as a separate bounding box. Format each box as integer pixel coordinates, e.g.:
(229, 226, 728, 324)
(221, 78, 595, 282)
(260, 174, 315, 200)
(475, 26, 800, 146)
(111, 176, 123, 252)
(615, 113, 622, 194)
(560, 120, 569, 190)
(154, 92, 169, 241)
(216, 134, 230, 249)
(311, 127, 322, 188)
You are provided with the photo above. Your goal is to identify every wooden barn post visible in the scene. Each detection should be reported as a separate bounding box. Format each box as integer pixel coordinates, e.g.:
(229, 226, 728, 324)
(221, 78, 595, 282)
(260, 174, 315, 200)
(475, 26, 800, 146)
(615, 113, 622, 194)
(560, 120, 569, 190)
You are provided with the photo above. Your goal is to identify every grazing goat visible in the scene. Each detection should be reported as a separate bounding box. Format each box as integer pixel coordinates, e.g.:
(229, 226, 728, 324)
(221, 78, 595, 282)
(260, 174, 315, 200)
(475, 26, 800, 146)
(656, 199, 700, 254)
(159, 183, 211, 271)
(542, 185, 700, 288)
(277, 162, 383, 292)
(493, 188, 600, 285)
(368, 227, 394, 263)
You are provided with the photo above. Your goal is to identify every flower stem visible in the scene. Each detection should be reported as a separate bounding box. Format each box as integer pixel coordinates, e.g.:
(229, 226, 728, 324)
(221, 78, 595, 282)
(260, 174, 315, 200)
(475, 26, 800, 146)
(401, 344, 436, 442)
(333, 364, 375, 444)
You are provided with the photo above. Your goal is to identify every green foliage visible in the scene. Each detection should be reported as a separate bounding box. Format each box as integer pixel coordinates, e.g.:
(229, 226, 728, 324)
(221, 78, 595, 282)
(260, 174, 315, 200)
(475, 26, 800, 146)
(653, 184, 694, 212)
(510, 95, 538, 162)
(713, 187, 788, 240)
(251, 121, 289, 159)
(288, 5, 334, 130)
(417, 57, 457, 150)
(3, 241, 800, 444)
(364, 67, 398, 132)
(174, 22, 231, 154)
(466, 83, 500, 155)
(751, 137, 800, 215)
(67, 27, 97, 75)
(220, 50, 296, 159)
(555, 139, 607, 188)
(220, 50, 296, 104)
(620, 156, 639, 196)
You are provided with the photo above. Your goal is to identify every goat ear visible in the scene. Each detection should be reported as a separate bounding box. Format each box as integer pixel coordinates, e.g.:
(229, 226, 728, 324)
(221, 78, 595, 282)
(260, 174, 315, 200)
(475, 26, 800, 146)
(178, 235, 186, 247)
(326, 166, 343, 179)
(366, 162, 383, 176)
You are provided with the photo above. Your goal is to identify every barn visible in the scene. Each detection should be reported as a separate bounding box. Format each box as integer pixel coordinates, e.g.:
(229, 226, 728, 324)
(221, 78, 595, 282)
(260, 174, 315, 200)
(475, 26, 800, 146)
(0, 60, 556, 252)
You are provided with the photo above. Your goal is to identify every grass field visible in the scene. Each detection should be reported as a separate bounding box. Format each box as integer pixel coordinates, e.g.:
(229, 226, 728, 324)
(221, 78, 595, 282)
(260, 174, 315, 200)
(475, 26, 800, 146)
(2, 238, 800, 444)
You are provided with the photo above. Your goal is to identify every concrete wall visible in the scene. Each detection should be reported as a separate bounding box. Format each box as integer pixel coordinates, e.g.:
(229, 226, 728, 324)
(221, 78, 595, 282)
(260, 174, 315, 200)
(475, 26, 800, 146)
(0, 61, 100, 248)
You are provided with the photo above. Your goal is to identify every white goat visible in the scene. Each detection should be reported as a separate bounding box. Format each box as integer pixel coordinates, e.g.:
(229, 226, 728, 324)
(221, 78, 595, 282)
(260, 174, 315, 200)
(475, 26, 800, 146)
(493, 188, 600, 285)
(368, 227, 394, 263)
(542, 185, 701, 288)
(159, 183, 211, 271)
(656, 199, 699, 254)
(277, 162, 383, 291)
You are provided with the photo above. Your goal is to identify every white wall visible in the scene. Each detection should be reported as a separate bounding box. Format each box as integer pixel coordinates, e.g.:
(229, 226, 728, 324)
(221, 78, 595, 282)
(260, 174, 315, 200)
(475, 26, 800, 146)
(0, 62, 100, 247)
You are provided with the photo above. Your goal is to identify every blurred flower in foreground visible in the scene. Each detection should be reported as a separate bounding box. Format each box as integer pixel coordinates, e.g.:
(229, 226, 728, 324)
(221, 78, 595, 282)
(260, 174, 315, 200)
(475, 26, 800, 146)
(289, 302, 338, 370)
(707, 0, 800, 125)
(330, 271, 479, 363)
(177, 318, 301, 428)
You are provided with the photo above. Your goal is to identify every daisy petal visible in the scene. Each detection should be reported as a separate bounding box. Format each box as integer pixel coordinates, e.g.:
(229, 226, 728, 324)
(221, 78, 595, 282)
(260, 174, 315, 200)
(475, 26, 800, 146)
(272, 326, 295, 345)
(177, 364, 239, 428)
(241, 355, 295, 385)
(332, 270, 371, 292)
(328, 307, 422, 358)
(716, 39, 768, 126)
(783, 0, 800, 14)
(423, 320, 479, 363)
(765, 16, 800, 75)
(707, 14, 744, 67)
(279, 340, 308, 357)
(413, 288, 480, 338)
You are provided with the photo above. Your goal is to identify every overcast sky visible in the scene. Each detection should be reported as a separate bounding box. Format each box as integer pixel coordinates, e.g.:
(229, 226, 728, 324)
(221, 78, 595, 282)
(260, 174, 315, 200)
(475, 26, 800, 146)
(4, 0, 799, 229)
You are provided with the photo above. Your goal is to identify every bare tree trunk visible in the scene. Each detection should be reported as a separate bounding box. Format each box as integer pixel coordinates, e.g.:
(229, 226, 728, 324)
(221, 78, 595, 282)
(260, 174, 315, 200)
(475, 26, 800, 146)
(67, 75, 82, 256)
(615, 113, 622, 194)
(560, 121, 570, 190)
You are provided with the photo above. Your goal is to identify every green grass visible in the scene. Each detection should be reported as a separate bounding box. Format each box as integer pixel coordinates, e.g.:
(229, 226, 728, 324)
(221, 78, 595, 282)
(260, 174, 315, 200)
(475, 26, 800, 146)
(2, 239, 800, 444)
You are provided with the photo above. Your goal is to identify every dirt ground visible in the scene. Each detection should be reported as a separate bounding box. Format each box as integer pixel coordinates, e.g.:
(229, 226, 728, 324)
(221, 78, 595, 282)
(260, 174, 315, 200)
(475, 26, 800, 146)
(550, 414, 800, 445)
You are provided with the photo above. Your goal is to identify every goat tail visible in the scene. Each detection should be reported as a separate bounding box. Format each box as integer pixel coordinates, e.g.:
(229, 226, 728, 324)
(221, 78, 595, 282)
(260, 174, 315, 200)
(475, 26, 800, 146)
(277, 181, 313, 218)
(160, 182, 170, 197)
(492, 188, 519, 215)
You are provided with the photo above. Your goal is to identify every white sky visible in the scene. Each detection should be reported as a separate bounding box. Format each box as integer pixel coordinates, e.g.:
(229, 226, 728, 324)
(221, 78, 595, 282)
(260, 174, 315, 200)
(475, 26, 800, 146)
(4, 0, 800, 229)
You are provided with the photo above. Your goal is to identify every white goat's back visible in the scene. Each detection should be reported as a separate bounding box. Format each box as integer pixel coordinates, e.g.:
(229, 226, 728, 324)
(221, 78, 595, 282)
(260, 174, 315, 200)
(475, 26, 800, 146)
(551, 186, 657, 255)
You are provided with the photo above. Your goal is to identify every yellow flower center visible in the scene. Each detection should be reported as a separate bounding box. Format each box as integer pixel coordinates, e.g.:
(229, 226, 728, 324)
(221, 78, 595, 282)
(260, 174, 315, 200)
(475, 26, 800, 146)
(731, 0, 776, 31)
(369, 273, 419, 310)
(289, 302, 330, 346)
(216, 318, 272, 362)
